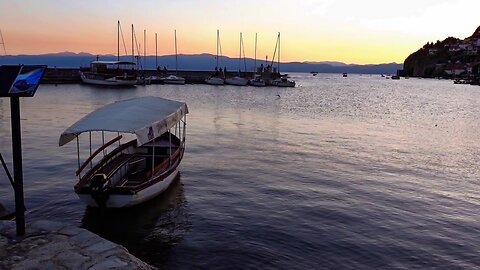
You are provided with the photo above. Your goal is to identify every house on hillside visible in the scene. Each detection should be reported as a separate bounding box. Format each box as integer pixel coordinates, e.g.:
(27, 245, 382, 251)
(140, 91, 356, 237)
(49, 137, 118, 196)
(444, 62, 471, 76)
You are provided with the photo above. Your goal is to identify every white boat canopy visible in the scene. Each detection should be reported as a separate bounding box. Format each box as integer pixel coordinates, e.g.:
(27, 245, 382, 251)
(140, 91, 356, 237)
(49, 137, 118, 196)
(59, 96, 188, 146)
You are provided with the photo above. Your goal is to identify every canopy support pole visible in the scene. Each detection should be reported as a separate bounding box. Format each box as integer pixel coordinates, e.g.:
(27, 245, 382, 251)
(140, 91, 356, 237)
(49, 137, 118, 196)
(151, 137, 155, 180)
(76, 136, 80, 180)
(102, 131, 105, 156)
(89, 132, 92, 168)
(169, 129, 172, 167)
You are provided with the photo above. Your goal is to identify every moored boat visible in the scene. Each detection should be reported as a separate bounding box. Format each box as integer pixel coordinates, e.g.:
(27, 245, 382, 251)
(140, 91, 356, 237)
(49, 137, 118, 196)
(80, 61, 137, 86)
(206, 30, 225, 86)
(270, 75, 296, 87)
(205, 76, 224, 85)
(161, 30, 186, 85)
(269, 32, 295, 87)
(225, 32, 248, 87)
(225, 76, 248, 86)
(59, 96, 189, 208)
(249, 75, 266, 87)
(163, 74, 186, 85)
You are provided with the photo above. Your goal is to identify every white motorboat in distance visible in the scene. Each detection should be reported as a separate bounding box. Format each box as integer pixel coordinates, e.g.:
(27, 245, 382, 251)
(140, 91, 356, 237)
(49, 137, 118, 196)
(205, 76, 225, 85)
(80, 61, 137, 86)
(162, 75, 186, 85)
(59, 96, 189, 208)
(249, 75, 266, 87)
(225, 76, 248, 86)
(270, 75, 296, 87)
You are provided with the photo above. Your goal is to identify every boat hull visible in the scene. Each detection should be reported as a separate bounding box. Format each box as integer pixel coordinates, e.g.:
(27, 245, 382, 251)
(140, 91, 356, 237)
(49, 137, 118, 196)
(270, 81, 296, 87)
(77, 169, 179, 208)
(249, 80, 266, 87)
(81, 73, 137, 86)
(163, 76, 186, 85)
(205, 77, 225, 85)
(225, 77, 248, 86)
(270, 79, 295, 87)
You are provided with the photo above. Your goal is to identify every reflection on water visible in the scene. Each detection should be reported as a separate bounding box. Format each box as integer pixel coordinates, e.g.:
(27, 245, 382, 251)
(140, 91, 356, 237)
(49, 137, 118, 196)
(1, 75, 480, 269)
(82, 175, 190, 264)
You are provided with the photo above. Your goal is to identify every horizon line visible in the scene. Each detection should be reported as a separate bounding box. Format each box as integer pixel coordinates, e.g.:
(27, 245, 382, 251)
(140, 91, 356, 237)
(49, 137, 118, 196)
(0, 51, 402, 66)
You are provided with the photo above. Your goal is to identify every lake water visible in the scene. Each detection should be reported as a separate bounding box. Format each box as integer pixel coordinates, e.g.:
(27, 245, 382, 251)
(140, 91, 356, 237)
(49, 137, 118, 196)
(1, 74, 480, 269)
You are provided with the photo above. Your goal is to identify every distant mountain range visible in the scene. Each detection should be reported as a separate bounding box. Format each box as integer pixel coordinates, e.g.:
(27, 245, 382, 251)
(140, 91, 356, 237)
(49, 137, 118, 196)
(0, 52, 402, 74)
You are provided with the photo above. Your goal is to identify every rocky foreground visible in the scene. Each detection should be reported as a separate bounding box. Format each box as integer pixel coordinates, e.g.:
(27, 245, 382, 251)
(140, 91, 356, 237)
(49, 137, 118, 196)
(0, 220, 154, 270)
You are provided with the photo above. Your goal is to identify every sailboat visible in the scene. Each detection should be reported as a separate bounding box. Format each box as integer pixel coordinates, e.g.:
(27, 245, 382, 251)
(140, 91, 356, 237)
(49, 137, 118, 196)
(149, 33, 163, 84)
(269, 32, 295, 88)
(205, 29, 225, 85)
(249, 32, 266, 87)
(162, 30, 186, 85)
(80, 21, 137, 86)
(225, 32, 249, 86)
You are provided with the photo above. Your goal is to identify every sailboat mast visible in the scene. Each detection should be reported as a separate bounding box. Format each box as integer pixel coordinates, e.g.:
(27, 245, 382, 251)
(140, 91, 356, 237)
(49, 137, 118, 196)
(175, 29, 178, 73)
(254, 33, 257, 73)
(0, 29, 6, 55)
(238, 32, 242, 72)
(144, 29, 146, 71)
(155, 33, 158, 68)
(278, 32, 280, 73)
(131, 24, 134, 62)
(117, 20, 120, 61)
(242, 33, 247, 73)
(216, 29, 219, 68)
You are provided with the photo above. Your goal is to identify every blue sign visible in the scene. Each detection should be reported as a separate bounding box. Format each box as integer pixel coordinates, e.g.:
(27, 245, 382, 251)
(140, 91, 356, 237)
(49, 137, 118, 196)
(0, 65, 47, 97)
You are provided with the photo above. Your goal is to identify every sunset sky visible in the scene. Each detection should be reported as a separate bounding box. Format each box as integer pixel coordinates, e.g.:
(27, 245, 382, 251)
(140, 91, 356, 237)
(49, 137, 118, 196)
(0, 0, 479, 64)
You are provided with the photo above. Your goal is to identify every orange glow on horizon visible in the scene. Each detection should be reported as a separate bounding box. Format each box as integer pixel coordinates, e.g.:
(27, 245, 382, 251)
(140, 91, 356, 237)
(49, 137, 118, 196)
(1, 0, 479, 64)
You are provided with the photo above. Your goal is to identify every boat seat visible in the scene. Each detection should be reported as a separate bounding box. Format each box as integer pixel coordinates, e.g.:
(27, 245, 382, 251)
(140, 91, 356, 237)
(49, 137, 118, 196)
(97, 154, 133, 177)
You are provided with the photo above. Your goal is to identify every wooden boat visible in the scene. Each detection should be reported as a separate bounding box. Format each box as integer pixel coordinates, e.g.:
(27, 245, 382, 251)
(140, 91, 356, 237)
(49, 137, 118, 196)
(59, 96, 188, 208)
(80, 61, 138, 86)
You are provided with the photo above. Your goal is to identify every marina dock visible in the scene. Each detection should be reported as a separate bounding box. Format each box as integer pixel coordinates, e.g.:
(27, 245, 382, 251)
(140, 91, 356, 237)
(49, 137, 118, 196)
(41, 67, 280, 85)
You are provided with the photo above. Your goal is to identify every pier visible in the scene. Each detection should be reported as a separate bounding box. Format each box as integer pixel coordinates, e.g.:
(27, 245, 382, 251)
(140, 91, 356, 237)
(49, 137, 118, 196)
(0, 220, 153, 269)
(41, 67, 280, 84)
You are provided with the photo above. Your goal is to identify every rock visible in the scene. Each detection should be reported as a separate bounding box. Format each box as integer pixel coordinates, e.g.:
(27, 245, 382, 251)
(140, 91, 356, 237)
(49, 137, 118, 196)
(88, 256, 129, 270)
(30, 220, 66, 232)
(54, 250, 90, 269)
(0, 220, 155, 269)
(85, 241, 117, 253)
(0, 203, 9, 218)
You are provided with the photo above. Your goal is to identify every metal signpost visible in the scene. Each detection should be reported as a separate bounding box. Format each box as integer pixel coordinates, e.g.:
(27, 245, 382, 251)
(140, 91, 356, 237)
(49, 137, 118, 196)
(0, 65, 46, 236)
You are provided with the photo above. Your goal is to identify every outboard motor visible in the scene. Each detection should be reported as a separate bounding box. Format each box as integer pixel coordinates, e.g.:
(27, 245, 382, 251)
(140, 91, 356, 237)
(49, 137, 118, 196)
(90, 174, 110, 208)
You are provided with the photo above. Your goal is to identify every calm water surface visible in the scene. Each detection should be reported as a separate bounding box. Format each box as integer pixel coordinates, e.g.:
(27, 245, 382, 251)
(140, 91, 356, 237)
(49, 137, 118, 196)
(1, 74, 480, 269)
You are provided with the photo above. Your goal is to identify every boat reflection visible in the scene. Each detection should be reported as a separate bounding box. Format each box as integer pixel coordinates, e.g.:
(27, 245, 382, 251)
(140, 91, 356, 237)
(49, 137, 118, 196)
(81, 174, 190, 247)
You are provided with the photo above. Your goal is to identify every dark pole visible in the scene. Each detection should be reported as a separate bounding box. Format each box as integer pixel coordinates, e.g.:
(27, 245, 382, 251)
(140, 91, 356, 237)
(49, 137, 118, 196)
(117, 20, 120, 61)
(10, 96, 25, 236)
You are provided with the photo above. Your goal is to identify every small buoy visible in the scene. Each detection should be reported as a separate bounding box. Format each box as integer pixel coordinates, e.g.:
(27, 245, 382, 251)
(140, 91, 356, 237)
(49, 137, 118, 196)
(435, 124, 437, 127)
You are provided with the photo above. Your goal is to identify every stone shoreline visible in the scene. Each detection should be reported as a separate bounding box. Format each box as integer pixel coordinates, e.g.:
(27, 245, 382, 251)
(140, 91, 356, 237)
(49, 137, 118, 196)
(0, 220, 155, 270)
